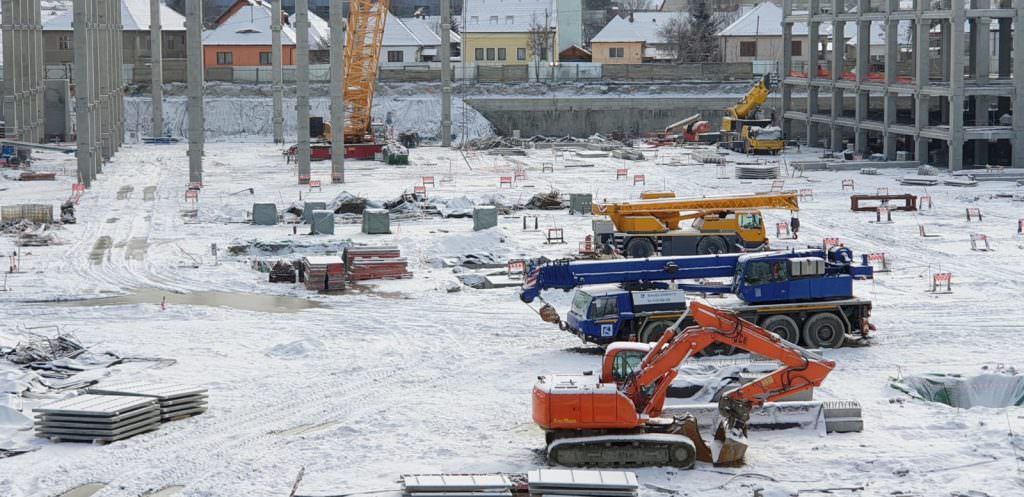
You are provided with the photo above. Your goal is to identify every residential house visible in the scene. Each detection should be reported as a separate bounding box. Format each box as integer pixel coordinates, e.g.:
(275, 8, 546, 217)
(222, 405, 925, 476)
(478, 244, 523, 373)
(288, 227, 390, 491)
(590, 12, 683, 64)
(203, 0, 330, 69)
(462, 0, 558, 65)
(558, 45, 592, 62)
(718, 1, 851, 74)
(42, 0, 187, 81)
(380, 13, 462, 66)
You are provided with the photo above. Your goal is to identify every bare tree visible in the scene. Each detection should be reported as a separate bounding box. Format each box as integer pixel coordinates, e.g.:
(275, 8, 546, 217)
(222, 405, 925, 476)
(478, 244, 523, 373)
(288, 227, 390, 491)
(526, 11, 555, 82)
(657, 1, 724, 63)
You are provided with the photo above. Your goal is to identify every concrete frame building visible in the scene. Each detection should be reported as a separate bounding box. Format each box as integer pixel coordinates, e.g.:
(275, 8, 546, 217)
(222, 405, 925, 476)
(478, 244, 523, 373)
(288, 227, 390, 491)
(780, 0, 1024, 170)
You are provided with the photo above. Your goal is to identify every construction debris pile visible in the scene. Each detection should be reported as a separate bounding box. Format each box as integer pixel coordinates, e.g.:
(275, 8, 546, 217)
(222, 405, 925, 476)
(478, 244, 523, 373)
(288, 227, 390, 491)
(1, 332, 122, 379)
(297, 245, 412, 292)
(1, 220, 64, 246)
(524, 190, 565, 210)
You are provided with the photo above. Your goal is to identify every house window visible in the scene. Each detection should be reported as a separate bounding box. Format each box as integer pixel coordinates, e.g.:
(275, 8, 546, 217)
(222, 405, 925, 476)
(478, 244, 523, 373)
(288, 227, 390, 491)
(216, 51, 233, 65)
(505, 16, 514, 24)
(58, 35, 72, 50)
(259, 52, 272, 65)
(387, 50, 404, 63)
(609, 47, 624, 58)
(517, 48, 526, 60)
(791, 40, 802, 56)
(475, 48, 484, 60)
(489, 15, 499, 24)
(470, 16, 479, 24)
(497, 48, 507, 61)
(486, 47, 495, 60)
(739, 41, 757, 57)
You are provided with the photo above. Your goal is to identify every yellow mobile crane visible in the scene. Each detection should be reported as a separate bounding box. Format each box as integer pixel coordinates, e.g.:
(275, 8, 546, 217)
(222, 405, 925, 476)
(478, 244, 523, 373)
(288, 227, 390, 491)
(721, 74, 785, 154)
(592, 191, 800, 257)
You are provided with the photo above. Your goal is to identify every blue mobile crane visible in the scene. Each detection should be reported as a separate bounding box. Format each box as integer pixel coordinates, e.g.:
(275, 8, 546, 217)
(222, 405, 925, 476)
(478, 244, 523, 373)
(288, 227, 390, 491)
(520, 248, 875, 349)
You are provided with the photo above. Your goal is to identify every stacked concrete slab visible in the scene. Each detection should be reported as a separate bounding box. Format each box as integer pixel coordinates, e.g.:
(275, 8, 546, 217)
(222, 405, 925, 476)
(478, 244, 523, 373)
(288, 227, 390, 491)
(87, 381, 209, 421)
(34, 394, 162, 443)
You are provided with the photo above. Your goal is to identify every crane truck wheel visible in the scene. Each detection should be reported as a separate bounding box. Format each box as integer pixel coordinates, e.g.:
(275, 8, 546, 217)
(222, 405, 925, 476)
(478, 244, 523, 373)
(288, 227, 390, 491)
(759, 315, 800, 345)
(639, 320, 673, 343)
(802, 313, 846, 349)
(625, 238, 657, 258)
(696, 237, 728, 255)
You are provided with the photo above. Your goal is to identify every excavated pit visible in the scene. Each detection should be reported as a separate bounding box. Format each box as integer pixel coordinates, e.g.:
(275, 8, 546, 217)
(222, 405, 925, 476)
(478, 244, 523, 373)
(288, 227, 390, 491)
(895, 369, 1024, 408)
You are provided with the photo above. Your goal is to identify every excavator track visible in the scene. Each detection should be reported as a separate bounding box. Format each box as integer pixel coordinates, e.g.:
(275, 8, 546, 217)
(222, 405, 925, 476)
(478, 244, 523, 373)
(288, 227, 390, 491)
(547, 433, 697, 469)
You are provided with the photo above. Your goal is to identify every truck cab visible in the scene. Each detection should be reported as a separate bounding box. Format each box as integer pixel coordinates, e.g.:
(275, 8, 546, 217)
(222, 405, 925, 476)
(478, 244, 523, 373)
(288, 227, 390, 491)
(692, 210, 767, 251)
(566, 286, 689, 345)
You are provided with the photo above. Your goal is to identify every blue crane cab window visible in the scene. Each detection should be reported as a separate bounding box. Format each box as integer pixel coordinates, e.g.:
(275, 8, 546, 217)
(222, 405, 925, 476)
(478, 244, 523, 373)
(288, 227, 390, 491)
(744, 260, 788, 285)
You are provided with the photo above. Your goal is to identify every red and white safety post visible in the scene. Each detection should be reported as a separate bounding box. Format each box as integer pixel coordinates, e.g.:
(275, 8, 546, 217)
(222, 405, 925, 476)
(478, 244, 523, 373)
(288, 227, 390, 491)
(969, 233, 992, 251)
(864, 252, 891, 272)
(930, 272, 952, 294)
(579, 235, 594, 255)
(616, 168, 629, 180)
(918, 195, 933, 210)
(875, 207, 893, 224)
(823, 237, 841, 250)
(876, 187, 889, 195)
(546, 228, 566, 244)
(841, 179, 855, 191)
(776, 222, 794, 239)
(507, 259, 526, 279)
(633, 174, 646, 186)
(966, 207, 983, 222)
(799, 188, 814, 201)
(499, 176, 513, 188)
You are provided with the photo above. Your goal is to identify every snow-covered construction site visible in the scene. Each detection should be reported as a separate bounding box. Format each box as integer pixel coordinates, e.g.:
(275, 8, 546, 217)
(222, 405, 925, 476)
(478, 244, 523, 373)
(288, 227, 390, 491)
(2, 1, 1024, 497)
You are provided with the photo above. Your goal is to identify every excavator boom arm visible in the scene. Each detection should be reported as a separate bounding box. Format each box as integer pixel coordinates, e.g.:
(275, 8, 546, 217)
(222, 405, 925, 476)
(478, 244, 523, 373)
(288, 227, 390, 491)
(624, 301, 835, 420)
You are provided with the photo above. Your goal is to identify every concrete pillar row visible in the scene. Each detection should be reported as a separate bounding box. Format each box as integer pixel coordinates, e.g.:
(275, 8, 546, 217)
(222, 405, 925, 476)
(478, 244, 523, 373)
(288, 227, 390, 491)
(1011, 0, 1024, 167)
(186, 0, 204, 184)
(272, 0, 284, 144)
(151, 0, 164, 138)
(441, 0, 452, 147)
(329, 0, 346, 183)
(948, 0, 966, 170)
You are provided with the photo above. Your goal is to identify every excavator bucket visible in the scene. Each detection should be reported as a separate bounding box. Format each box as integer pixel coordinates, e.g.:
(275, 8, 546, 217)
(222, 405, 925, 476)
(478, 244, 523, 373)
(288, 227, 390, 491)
(674, 414, 712, 464)
(710, 418, 749, 467)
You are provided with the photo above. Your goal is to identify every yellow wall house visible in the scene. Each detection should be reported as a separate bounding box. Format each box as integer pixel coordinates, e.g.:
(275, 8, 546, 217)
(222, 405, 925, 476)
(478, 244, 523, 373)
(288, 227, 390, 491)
(463, 0, 558, 65)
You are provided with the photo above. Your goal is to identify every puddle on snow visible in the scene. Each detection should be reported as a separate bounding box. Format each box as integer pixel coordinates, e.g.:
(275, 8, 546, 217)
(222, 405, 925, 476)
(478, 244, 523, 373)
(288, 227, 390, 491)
(58, 483, 107, 497)
(56, 289, 322, 313)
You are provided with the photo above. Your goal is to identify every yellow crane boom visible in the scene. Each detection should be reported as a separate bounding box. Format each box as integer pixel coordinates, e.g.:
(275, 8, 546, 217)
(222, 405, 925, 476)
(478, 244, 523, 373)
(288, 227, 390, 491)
(593, 191, 800, 233)
(343, 0, 389, 143)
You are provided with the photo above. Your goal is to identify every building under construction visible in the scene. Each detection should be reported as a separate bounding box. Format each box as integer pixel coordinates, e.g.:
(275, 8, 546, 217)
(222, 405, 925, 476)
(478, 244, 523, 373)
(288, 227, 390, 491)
(780, 0, 1024, 170)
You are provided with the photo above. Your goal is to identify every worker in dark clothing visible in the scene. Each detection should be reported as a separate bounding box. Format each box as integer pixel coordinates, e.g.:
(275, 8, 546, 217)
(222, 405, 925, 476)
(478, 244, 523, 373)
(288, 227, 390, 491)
(790, 214, 800, 239)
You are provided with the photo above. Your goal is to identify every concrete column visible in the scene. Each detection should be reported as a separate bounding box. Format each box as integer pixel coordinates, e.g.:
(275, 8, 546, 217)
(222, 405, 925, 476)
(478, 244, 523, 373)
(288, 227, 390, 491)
(96, 0, 111, 161)
(272, 0, 284, 144)
(329, 0, 345, 183)
(113, 1, 124, 151)
(855, 14, 869, 153)
(1012, 0, 1024, 167)
(883, 7, 898, 159)
(151, 0, 163, 138)
(74, 0, 95, 186)
(441, 0, 452, 146)
(782, 20, 793, 138)
(186, 0, 203, 184)
(1, 0, 17, 146)
(831, 19, 844, 150)
(295, 0, 311, 184)
(31, 0, 44, 143)
(914, 18, 929, 161)
(941, 21, 952, 80)
(974, 14, 991, 165)
(948, 0, 966, 170)
(997, 18, 1011, 116)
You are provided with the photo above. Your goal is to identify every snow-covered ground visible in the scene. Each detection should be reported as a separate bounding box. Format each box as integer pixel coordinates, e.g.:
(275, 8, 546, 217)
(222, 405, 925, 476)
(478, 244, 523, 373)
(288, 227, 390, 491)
(1, 141, 1023, 497)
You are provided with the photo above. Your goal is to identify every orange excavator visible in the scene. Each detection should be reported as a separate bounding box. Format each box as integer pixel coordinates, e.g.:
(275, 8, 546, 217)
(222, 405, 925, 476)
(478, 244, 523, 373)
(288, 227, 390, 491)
(532, 300, 835, 468)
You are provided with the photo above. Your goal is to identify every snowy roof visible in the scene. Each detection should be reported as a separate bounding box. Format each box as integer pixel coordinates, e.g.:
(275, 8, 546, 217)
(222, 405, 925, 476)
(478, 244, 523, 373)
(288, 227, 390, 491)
(383, 14, 459, 47)
(204, 0, 329, 47)
(719, 1, 852, 38)
(462, 0, 557, 33)
(42, 0, 186, 32)
(591, 12, 685, 44)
